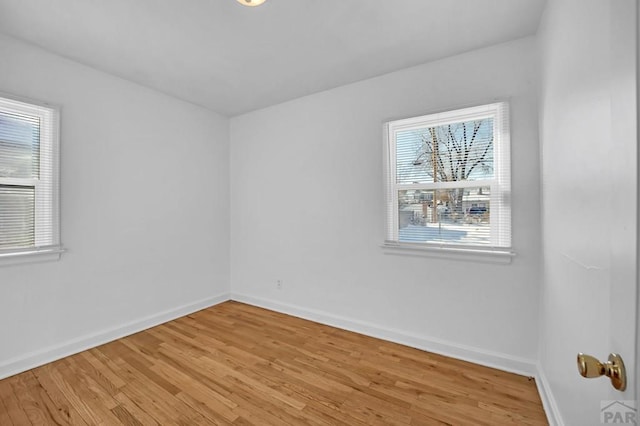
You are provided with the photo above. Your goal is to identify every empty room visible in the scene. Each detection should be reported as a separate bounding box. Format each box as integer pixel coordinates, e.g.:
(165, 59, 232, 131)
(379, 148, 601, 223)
(0, 0, 637, 425)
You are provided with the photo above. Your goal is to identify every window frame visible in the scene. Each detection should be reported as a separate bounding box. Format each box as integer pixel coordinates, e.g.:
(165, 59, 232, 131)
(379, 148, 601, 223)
(382, 102, 513, 263)
(0, 93, 63, 265)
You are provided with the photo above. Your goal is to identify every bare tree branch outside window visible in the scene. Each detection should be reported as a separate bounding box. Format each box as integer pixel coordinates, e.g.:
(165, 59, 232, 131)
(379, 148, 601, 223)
(410, 119, 493, 220)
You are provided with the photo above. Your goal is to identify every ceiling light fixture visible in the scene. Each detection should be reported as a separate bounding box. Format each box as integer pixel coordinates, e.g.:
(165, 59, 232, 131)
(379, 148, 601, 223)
(236, 0, 266, 6)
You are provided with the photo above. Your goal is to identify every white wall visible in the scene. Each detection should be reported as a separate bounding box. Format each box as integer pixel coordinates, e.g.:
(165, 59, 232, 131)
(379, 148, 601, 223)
(0, 34, 230, 377)
(230, 37, 541, 370)
(538, 1, 637, 424)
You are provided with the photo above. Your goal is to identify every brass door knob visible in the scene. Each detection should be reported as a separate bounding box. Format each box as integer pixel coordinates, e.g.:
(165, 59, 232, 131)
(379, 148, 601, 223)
(577, 353, 626, 391)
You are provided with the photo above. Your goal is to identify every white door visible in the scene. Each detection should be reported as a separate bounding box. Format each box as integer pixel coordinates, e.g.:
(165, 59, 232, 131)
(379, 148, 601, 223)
(586, 0, 638, 419)
(539, 1, 638, 425)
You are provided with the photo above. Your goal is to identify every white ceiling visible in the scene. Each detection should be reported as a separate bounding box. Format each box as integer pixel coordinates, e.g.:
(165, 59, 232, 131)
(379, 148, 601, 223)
(0, 0, 547, 116)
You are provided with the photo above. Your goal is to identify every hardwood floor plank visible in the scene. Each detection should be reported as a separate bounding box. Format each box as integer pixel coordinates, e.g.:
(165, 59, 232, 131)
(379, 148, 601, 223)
(0, 376, 31, 425)
(111, 393, 160, 426)
(26, 370, 77, 426)
(47, 362, 110, 425)
(77, 351, 126, 392)
(0, 301, 548, 425)
(0, 397, 14, 426)
(151, 360, 238, 422)
(10, 372, 62, 426)
(32, 365, 91, 426)
(110, 404, 144, 426)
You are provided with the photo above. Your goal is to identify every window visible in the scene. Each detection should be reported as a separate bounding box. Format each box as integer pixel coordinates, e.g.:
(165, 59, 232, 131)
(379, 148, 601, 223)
(384, 102, 511, 258)
(0, 94, 62, 263)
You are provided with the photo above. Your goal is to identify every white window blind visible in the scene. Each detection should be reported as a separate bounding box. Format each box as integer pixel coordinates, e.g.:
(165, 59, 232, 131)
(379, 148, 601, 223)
(384, 102, 511, 252)
(0, 94, 61, 259)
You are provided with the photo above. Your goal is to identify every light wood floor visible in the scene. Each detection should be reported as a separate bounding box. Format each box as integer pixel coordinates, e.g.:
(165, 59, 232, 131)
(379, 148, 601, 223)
(0, 301, 548, 425)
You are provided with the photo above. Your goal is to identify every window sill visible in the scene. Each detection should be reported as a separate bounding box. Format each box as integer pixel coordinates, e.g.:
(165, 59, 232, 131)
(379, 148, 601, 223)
(381, 241, 514, 264)
(0, 246, 65, 267)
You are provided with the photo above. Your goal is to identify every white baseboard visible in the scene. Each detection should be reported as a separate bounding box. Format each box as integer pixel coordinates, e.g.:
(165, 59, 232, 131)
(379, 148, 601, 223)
(534, 363, 564, 426)
(231, 293, 538, 377)
(0, 292, 231, 380)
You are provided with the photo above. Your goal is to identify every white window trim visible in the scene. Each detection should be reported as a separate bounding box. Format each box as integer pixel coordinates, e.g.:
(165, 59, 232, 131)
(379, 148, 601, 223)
(0, 92, 63, 266)
(382, 102, 513, 262)
(380, 242, 514, 264)
(0, 246, 65, 266)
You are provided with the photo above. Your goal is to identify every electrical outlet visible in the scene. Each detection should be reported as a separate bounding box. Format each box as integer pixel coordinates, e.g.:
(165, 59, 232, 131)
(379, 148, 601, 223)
(276, 279, 283, 290)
